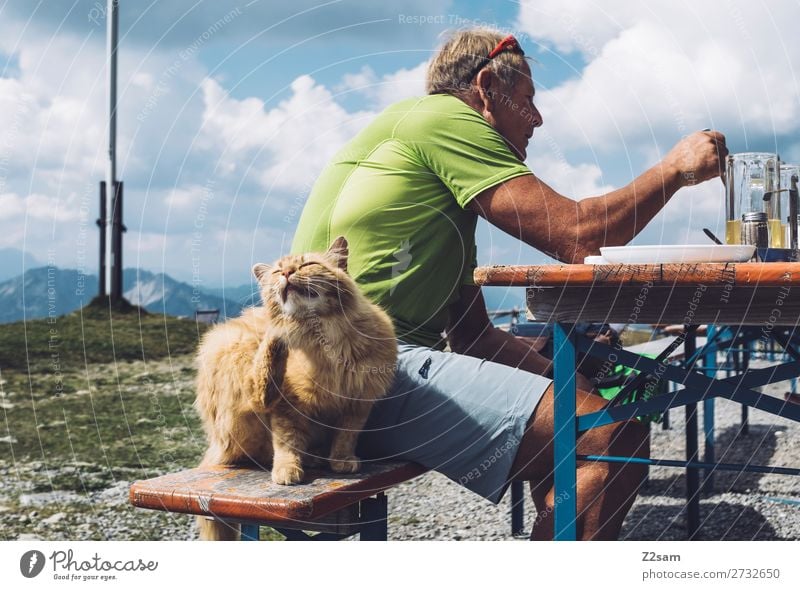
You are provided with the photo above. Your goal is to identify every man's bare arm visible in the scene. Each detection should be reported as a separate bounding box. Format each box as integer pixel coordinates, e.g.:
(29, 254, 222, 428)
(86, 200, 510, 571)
(446, 284, 552, 375)
(468, 131, 727, 263)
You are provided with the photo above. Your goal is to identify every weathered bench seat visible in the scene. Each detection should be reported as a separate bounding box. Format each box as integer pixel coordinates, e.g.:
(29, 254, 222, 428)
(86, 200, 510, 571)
(129, 461, 427, 540)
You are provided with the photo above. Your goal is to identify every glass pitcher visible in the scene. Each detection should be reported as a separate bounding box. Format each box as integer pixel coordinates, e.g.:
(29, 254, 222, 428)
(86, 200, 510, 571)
(779, 163, 800, 250)
(725, 152, 780, 245)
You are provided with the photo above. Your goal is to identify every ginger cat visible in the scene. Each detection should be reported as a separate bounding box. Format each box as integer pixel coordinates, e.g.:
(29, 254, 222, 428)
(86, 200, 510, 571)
(194, 237, 397, 540)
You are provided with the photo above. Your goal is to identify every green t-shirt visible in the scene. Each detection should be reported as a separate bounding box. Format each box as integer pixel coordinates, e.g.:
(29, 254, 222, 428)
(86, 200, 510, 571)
(291, 94, 532, 349)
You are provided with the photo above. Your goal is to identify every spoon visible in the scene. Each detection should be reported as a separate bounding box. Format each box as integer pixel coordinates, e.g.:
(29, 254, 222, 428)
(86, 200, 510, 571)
(703, 228, 723, 245)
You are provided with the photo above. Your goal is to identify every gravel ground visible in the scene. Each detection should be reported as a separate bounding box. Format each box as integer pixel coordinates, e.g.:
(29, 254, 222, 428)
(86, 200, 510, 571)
(2, 361, 798, 541)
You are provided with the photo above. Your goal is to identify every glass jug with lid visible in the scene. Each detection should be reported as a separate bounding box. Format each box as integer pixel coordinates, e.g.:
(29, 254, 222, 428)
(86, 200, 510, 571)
(725, 152, 779, 245)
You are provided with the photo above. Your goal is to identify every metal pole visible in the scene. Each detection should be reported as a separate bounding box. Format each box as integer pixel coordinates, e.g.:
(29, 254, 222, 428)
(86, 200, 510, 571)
(105, 0, 119, 299)
(553, 322, 577, 540)
(96, 182, 106, 296)
(684, 328, 701, 539)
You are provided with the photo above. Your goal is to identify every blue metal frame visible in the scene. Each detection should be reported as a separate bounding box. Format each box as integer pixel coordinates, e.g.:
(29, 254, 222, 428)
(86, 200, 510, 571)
(702, 326, 717, 494)
(553, 323, 577, 540)
(550, 321, 800, 541)
(236, 492, 388, 541)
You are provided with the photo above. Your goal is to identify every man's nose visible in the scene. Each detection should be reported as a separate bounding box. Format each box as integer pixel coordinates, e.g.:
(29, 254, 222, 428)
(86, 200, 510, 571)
(531, 105, 543, 128)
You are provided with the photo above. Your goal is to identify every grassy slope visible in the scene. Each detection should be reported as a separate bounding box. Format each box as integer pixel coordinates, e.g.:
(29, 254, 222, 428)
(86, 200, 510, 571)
(0, 301, 285, 540)
(0, 301, 209, 487)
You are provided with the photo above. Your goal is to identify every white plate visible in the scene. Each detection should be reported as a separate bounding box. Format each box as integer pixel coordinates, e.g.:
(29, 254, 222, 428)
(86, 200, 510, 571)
(599, 244, 755, 264)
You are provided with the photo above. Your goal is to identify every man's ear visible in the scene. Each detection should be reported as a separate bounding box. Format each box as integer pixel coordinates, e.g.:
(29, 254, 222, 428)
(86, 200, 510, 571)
(252, 263, 272, 282)
(475, 69, 497, 111)
(326, 236, 349, 271)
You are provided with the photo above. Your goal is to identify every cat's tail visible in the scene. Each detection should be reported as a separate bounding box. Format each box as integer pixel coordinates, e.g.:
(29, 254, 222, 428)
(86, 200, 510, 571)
(197, 515, 240, 541)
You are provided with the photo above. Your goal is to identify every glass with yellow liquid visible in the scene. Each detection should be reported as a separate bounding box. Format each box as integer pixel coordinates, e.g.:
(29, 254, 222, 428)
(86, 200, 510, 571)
(725, 152, 779, 244)
(727, 218, 785, 246)
(768, 218, 786, 248)
(726, 219, 741, 244)
(779, 163, 800, 250)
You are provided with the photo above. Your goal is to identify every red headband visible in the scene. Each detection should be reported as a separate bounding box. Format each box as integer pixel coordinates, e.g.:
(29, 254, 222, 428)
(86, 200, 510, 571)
(467, 34, 525, 81)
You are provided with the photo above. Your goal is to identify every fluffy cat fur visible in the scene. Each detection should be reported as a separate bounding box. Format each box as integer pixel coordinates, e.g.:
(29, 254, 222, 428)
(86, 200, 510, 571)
(194, 236, 397, 540)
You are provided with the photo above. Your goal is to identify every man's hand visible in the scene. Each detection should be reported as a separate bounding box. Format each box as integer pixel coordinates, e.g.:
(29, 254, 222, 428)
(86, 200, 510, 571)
(662, 130, 728, 187)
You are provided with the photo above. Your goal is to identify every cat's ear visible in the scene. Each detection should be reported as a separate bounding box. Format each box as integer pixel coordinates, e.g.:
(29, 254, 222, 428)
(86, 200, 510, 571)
(252, 263, 272, 282)
(326, 236, 349, 271)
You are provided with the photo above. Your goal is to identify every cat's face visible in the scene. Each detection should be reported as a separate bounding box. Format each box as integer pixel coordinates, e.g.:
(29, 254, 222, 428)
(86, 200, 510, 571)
(253, 236, 354, 318)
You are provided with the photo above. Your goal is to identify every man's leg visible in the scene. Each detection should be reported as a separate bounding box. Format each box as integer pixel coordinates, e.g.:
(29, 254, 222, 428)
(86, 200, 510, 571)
(508, 384, 650, 540)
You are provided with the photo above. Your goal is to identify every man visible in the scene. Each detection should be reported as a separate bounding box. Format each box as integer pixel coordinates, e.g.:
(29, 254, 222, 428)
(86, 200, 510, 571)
(291, 29, 727, 540)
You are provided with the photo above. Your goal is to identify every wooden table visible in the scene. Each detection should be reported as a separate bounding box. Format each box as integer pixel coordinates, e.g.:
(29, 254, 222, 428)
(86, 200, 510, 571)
(476, 262, 800, 540)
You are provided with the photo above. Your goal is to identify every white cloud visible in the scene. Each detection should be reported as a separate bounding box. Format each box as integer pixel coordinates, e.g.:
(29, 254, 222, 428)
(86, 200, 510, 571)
(337, 61, 429, 110)
(527, 127, 616, 197)
(199, 75, 376, 193)
(514, 0, 800, 252)
(520, 0, 800, 151)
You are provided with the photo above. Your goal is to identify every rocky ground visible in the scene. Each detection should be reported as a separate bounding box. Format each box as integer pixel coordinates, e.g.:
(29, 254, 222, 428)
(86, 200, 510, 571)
(1, 355, 798, 541)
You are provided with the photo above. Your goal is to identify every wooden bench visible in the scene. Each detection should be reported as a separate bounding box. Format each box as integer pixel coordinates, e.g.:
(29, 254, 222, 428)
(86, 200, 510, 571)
(129, 461, 427, 540)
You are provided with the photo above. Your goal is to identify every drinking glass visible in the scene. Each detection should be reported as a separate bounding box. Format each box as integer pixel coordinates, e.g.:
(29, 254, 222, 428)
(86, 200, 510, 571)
(779, 163, 800, 249)
(725, 152, 779, 245)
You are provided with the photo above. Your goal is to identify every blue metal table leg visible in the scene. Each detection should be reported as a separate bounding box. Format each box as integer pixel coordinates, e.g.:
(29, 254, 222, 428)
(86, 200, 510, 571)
(741, 340, 750, 435)
(241, 524, 260, 541)
(684, 329, 701, 539)
(662, 384, 671, 430)
(510, 480, 525, 536)
(702, 326, 717, 494)
(359, 493, 388, 540)
(553, 322, 577, 541)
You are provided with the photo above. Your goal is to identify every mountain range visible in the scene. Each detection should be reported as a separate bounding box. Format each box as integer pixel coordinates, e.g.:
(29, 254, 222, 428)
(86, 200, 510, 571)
(0, 267, 247, 324)
(0, 265, 524, 324)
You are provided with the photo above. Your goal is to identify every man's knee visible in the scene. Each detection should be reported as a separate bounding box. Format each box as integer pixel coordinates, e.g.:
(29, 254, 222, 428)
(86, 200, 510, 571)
(580, 418, 650, 459)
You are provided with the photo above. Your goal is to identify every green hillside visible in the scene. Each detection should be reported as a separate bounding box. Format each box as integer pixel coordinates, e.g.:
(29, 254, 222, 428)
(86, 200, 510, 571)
(0, 298, 208, 374)
(0, 299, 209, 492)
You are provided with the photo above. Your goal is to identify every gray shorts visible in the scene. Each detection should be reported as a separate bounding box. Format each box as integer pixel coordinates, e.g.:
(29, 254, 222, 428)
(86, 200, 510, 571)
(356, 340, 552, 504)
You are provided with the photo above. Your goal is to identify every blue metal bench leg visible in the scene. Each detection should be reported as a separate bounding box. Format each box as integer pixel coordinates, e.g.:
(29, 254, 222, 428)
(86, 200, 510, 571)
(553, 322, 577, 541)
(684, 329, 701, 539)
(702, 325, 717, 494)
(510, 480, 525, 536)
(741, 341, 750, 435)
(359, 493, 388, 540)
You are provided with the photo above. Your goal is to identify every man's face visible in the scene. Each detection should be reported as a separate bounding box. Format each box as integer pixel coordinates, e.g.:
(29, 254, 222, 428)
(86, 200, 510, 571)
(489, 62, 542, 161)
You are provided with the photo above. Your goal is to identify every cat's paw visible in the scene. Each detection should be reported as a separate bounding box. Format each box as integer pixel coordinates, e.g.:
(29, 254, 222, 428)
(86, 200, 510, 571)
(271, 463, 304, 485)
(329, 455, 361, 473)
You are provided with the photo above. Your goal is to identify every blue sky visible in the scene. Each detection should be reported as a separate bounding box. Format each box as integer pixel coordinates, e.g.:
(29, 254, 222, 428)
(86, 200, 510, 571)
(1, 0, 799, 292)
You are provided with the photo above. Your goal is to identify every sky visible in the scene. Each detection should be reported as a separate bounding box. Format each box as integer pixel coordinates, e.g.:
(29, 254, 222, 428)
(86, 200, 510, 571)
(1, 0, 799, 290)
